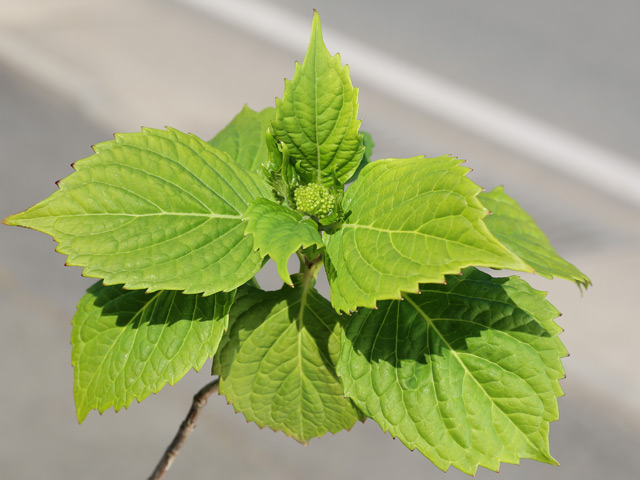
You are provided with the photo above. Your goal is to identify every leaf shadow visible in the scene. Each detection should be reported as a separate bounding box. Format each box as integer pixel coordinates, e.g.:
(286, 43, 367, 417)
(217, 282, 341, 381)
(85, 281, 225, 329)
(344, 268, 557, 367)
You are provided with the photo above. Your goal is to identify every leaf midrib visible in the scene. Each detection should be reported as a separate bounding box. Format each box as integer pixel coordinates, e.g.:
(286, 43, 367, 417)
(340, 223, 514, 263)
(404, 295, 547, 457)
(79, 290, 162, 407)
(313, 41, 321, 183)
(295, 270, 314, 440)
(24, 212, 242, 220)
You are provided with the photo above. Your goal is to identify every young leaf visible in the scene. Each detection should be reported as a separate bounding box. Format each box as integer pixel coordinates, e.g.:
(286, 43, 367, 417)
(271, 11, 364, 186)
(243, 198, 324, 285)
(324, 155, 532, 312)
(213, 278, 361, 444)
(479, 186, 591, 288)
(345, 130, 375, 184)
(72, 282, 235, 423)
(4, 127, 272, 294)
(208, 105, 275, 174)
(337, 268, 566, 475)
(262, 128, 300, 206)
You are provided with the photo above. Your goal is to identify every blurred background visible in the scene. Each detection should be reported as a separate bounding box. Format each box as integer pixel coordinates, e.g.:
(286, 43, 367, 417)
(1, 1, 639, 478)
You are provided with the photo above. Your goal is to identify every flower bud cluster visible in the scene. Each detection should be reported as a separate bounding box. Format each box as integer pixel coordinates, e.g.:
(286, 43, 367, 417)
(294, 183, 335, 218)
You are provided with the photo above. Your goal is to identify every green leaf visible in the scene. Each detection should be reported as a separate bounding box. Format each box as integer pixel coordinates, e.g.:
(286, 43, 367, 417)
(479, 186, 591, 288)
(271, 11, 364, 186)
(337, 268, 566, 475)
(243, 198, 324, 285)
(324, 156, 532, 312)
(262, 128, 301, 206)
(345, 130, 375, 184)
(213, 278, 360, 444)
(72, 282, 235, 422)
(4, 127, 272, 294)
(208, 105, 275, 174)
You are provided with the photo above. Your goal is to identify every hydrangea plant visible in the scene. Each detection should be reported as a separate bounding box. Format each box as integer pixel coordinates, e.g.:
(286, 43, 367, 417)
(3, 11, 590, 477)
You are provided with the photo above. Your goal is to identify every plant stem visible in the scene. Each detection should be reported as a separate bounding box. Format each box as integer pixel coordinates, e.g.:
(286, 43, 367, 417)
(296, 250, 323, 275)
(147, 378, 220, 480)
(248, 276, 261, 289)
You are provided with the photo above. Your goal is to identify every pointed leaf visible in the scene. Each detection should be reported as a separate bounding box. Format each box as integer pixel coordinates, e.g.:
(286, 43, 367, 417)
(337, 268, 566, 475)
(479, 186, 591, 288)
(72, 282, 235, 422)
(4, 127, 272, 294)
(272, 11, 364, 186)
(243, 198, 324, 285)
(325, 156, 532, 312)
(208, 105, 275, 173)
(213, 279, 360, 444)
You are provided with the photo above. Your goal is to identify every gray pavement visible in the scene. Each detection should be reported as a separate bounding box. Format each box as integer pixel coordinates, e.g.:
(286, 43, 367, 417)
(1, 1, 639, 479)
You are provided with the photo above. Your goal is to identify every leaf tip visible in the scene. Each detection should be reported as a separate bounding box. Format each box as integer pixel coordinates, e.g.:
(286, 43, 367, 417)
(1, 215, 15, 226)
(75, 405, 90, 424)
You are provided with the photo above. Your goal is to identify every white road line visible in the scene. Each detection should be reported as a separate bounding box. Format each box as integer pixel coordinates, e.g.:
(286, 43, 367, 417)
(180, 0, 640, 208)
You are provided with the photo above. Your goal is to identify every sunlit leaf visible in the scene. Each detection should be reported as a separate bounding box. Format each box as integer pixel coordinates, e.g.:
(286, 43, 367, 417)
(338, 268, 565, 474)
(214, 279, 360, 443)
(243, 198, 323, 285)
(325, 155, 531, 312)
(479, 186, 591, 288)
(5, 127, 272, 294)
(72, 282, 234, 422)
(272, 11, 364, 186)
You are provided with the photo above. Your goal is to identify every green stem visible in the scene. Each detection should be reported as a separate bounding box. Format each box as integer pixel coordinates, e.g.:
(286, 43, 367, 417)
(317, 220, 342, 232)
(297, 251, 323, 281)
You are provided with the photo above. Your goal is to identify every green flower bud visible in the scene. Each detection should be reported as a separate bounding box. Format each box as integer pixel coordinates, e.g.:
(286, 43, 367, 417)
(294, 183, 335, 218)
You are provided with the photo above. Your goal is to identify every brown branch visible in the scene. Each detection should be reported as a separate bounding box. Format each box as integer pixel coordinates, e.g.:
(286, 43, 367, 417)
(147, 377, 220, 480)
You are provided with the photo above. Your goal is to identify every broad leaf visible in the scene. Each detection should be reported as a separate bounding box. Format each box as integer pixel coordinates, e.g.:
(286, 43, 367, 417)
(213, 278, 360, 444)
(72, 282, 235, 422)
(4, 127, 272, 294)
(243, 198, 324, 285)
(271, 11, 364, 186)
(479, 186, 591, 288)
(325, 156, 532, 312)
(208, 105, 275, 173)
(338, 268, 566, 475)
